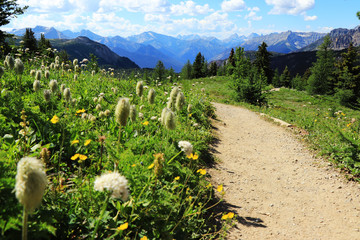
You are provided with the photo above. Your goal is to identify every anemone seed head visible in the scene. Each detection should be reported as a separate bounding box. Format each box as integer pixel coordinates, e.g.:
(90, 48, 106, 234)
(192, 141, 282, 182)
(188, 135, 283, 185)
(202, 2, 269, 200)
(15, 157, 47, 212)
(94, 172, 129, 201)
(115, 98, 130, 126)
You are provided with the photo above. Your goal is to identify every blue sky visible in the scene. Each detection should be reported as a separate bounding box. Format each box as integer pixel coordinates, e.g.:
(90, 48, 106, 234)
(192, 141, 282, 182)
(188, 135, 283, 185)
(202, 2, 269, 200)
(2, 0, 359, 39)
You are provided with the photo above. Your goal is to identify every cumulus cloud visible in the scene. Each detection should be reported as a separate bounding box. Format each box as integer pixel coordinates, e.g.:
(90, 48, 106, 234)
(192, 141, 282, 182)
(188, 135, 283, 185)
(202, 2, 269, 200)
(303, 14, 317, 21)
(245, 7, 262, 21)
(170, 1, 213, 16)
(221, 0, 246, 12)
(265, 0, 315, 15)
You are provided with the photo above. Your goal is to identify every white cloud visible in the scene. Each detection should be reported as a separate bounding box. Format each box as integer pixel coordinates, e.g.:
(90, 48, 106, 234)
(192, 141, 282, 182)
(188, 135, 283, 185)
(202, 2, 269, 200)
(303, 14, 317, 21)
(221, 0, 246, 12)
(318, 26, 333, 33)
(170, 1, 213, 16)
(144, 14, 170, 23)
(245, 7, 262, 21)
(98, 0, 169, 13)
(265, 0, 315, 15)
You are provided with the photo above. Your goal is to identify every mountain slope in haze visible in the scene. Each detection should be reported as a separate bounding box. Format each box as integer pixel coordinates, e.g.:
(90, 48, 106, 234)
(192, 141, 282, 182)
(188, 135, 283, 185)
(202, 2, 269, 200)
(9, 26, 67, 39)
(240, 31, 326, 53)
(300, 26, 360, 52)
(51, 37, 139, 69)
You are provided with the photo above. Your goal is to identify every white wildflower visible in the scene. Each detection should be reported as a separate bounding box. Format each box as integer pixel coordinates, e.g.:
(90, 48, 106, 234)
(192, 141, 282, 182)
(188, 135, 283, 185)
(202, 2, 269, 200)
(94, 172, 129, 201)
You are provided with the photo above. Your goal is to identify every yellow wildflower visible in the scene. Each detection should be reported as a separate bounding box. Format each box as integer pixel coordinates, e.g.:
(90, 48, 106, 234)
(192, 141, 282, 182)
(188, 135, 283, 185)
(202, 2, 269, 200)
(347, 123, 352, 127)
(140, 236, 148, 240)
(206, 183, 212, 188)
(79, 154, 87, 161)
(148, 163, 154, 169)
(50, 115, 59, 124)
(76, 109, 86, 114)
(131, 164, 136, 167)
(196, 169, 206, 175)
(174, 176, 180, 181)
(142, 121, 149, 126)
(71, 139, 79, 145)
(188, 113, 192, 117)
(84, 139, 91, 146)
(227, 212, 235, 219)
(71, 153, 80, 160)
(117, 222, 128, 231)
(217, 184, 223, 192)
(187, 153, 199, 160)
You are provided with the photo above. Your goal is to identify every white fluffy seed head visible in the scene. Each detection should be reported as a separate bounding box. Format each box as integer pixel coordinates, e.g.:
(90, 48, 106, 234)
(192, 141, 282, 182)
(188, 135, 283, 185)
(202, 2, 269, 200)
(15, 157, 47, 212)
(14, 58, 24, 75)
(175, 92, 185, 111)
(49, 79, 58, 93)
(33, 80, 40, 92)
(148, 88, 156, 104)
(136, 81, 144, 97)
(63, 88, 71, 102)
(178, 141, 193, 156)
(94, 172, 129, 201)
(115, 98, 130, 126)
(130, 104, 137, 122)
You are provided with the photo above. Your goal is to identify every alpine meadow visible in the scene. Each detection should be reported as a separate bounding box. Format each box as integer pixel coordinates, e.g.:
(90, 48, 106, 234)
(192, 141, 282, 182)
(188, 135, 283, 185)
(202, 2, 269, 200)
(1, 0, 360, 239)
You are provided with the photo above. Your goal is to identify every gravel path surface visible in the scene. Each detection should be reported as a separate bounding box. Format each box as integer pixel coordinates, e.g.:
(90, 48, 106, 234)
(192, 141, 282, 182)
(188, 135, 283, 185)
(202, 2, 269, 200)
(208, 102, 360, 240)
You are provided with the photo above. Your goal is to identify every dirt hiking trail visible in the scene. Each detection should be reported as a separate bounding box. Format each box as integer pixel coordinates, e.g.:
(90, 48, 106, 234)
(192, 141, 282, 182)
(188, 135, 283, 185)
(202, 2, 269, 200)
(208, 102, 360, 240)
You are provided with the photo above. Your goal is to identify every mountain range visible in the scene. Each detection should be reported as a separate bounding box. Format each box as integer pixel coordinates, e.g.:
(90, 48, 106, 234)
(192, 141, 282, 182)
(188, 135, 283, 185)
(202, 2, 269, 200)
(8, 25, 360, 72)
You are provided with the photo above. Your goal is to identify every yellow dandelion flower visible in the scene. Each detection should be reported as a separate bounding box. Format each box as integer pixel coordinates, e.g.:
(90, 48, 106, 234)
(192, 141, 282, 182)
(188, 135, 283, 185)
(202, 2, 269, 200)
(50, 115, 59, 124)
(71, 139, 79, 145)
(142, 121, 149, 126)
(71, 153, 80, 160)
(227, 212, 235, 219)
(217, 184, 223, 192)
(196, 169, 206, 175)
(84, 139, 91, 146)
(131, 164, 136, 167)
(174, 176, 180, 181)
(148, 163, 154, 169)
(140, 236, 148, 240)
(188, 113, 192, 117)
(79, 154, 87, 161)
(117, 222, 128, 231)
(76, 109, 85, 114)
(187, 153, 199, 160)
(221, 214, 229, 220)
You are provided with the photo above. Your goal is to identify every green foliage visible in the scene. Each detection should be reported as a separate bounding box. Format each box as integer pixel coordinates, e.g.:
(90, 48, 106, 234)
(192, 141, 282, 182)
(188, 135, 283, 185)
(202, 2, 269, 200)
(153, 60, 166, 82)
(226, 48, 235, 75)
(334, 89, 357, 106)
(307, 35, 336, 95)
(0, 47, 223, 239)
(209, 62, 217, 76)
(192, 52, 207, 79)
(181, 60, 192, 79)
(22, 28, 37, 53)
(280, 66, 291, 88)
(254, 42, 273, 84)
(291, 73, 307, 91)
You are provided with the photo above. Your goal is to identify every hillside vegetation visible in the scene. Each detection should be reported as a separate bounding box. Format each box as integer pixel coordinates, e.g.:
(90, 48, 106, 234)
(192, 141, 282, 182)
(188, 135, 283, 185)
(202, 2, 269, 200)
(0, 48, 235, 239)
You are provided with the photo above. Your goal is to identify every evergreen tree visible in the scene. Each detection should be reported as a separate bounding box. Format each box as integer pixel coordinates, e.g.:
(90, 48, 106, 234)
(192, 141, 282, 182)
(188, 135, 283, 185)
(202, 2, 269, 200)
(209, 61, 217, 76)
(335, 42, 360, 94)
(201, 58, 208, 77)
(292, 73, 307, 91)
(88, 53, 99, 73)
(232, 47, 251, 80)
(254, 42, 273, 84)
(181, 60, 192, 79)
(58, 49, 69, 63)
(280, 66, 291, 88)
(307, 35, 335, 95)
(38, 33, 51, 51)
(0, 1, 28, 55)
(192, 52, 204, 78)
(154, 60, 166, 82)
(227, 48, 235, 75)
(23, 28, 37, 52)
(272, 68, 280, 87)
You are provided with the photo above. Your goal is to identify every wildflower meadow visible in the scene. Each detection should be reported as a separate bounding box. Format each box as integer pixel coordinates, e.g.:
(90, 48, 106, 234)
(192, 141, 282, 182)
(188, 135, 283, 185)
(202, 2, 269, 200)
(0, 50, 233, 239)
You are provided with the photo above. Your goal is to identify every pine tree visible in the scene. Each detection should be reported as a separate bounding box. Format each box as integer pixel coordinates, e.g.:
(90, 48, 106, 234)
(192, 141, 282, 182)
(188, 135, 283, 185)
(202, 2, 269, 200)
(192, 52, 204, 79)
(181, 60, 192, 79)
(38, 33, 52, 51)
(254, 42, 273, 84)
(0, 1, 28, 55)
(280, 66, 291, 88)
(23, 28, 37, 52)
(227, 48, 235, 75)
(209, 61, 217, 76)
(335, 42, 360, 97)
(272, 68, 280, 87)
(154, 60, 166, 82)
(307, 35, 335, 95)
